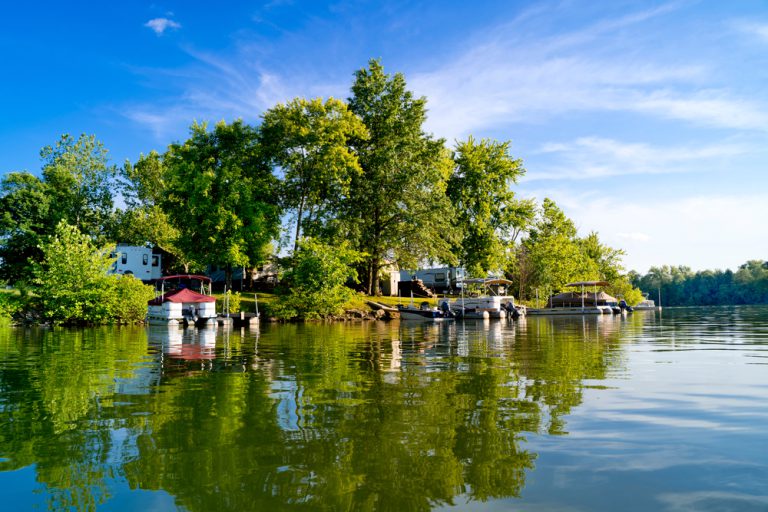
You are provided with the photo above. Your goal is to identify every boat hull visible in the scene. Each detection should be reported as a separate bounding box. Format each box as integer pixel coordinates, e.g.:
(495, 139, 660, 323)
(527, 307, 605, 316)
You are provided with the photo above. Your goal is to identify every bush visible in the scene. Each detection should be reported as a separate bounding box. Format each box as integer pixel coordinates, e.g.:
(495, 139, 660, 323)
(274, 238, 362, 320)
(0, 291, 23, 320)
(222, 290, 241, 314)
(112, 275, 156, 323)
(33, 221, 155, 324)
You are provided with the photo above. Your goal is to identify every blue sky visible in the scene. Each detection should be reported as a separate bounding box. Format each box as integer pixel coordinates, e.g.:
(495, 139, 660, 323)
(2, 1, 767, 273)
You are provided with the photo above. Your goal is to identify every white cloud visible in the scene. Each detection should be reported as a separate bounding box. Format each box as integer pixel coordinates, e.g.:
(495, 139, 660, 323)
(734, 21, 768, 43)
(616, 232, 651, 242)
(536, 192, 768, 273)
(408, 5, 768, 141)
(145, 17, 181, 36)
(529, 137, 749, 180)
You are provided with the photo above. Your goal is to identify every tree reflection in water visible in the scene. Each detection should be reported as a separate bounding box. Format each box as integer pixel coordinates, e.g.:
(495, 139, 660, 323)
(0, 314, 643, 511)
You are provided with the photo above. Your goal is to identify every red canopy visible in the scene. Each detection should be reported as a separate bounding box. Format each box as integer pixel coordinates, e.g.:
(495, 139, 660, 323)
(148, 288, 216, 305)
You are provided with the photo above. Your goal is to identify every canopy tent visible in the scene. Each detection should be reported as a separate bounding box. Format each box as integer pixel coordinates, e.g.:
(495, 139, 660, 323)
(148, 288, 216, 306)
(462, 278, 514, 297)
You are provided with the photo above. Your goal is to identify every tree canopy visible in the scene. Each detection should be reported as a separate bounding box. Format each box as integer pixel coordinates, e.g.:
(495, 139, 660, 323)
(162, 120, 281, 288)
(343, 59, 457, 293)
(259, 97, 367, 252)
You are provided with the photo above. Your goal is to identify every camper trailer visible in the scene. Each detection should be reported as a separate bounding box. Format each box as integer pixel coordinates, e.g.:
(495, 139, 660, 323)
(109, 245, 162, 282)
(400, 267, 465, 294)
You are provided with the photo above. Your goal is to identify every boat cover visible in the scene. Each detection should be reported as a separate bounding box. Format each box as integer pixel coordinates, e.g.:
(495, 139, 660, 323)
(148, 288, 216, 305)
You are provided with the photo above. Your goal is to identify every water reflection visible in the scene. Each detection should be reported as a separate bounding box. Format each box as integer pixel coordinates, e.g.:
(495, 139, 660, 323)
(3, 310, 764, 511)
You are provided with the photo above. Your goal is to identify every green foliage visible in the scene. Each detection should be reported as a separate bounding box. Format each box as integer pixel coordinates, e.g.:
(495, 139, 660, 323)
(0, 291, 23, 319)
(448, 136, 532, 276)
(162, 120, 281, 287)
(223, 290, 242, 314)
(33, 221, 154, 324)
(509, 199, 640, 304)
(112, 274, 157, 323)
(0, 172, 51, 282)
(632, 260, 768, 306)
(274, 238, 362, 319)
(523, 198, 592, 294)
(344, 59, 458, 293)
(40, 134, 116, 237)
(260, 97, 368, 251)
(0, 134, 116, 284)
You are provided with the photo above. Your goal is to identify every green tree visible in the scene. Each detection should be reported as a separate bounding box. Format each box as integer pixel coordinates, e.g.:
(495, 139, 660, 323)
(448, 137, 533, 276)
(259, 97, 368, 253)
(523, 198, 592, 298)
(345, 59, 457, 293)
(0, 172, 52, 282)
(273, 238, 362, 319)
(114, 151, 191, 271)
(40, 134, 115, 237)
(33, 221, 154, 324)
(0, 134, 117, 283)
(162, 120, 281, 289)
(580, 231, 625, 282)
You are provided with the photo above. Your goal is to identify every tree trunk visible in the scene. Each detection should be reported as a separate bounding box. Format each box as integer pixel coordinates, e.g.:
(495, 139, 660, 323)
(293, 196, 305, 254)
(225, 263, 232, 292)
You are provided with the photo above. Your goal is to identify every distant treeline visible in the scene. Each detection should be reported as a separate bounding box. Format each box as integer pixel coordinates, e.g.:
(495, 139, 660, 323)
(630, 260, 768, 306)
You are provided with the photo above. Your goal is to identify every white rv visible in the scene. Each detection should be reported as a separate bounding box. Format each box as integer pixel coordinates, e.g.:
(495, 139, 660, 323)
(109, 245, 162, 281)
(400, 267, 465, 293)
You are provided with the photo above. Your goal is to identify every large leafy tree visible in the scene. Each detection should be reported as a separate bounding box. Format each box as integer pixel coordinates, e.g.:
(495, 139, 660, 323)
(0, 134, 116, 283)
(448, 136, 534, 277)
(522, 198, 594, 300)
(344, 59, 456, 294)
(259, 97, 368, 253)
(40, 134, 115, 236)
(162, 120, 281, 289)
(0, 172, 51, 282)
(114, 151, 190, 271)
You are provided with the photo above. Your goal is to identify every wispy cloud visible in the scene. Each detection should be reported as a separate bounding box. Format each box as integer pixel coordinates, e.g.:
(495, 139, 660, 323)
(529, 137, 748, 180)
(145, 17, 181, 36)
(733, 20, 768, 43)
(408, 3, 768, 140)
(121, 45, 347, 140)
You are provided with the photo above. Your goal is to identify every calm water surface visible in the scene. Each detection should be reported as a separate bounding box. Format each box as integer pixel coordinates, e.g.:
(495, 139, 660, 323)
(1, 307, 767, 511)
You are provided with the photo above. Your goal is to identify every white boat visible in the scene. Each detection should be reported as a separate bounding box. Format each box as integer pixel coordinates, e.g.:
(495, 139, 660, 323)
(527, 281, 616, 316)
(146, 275, 218, 327)
(634, 293, 662, 311)
(396, 301, 455, 321)
(451, 278, 525, 319)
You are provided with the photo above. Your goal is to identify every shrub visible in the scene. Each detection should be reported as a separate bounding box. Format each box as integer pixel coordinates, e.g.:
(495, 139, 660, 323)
(221, 290, 241, 314)
(113, 275, 156, 323)
(274, 238, 362, 320)
(33, 221, 155, 324)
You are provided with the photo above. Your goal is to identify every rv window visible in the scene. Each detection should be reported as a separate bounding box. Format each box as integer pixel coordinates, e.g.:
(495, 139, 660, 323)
(152, 255, 159, 267)
(435, 274, 446, 282)
(121, 254, 127, 264)
(143, 254, 149, 265)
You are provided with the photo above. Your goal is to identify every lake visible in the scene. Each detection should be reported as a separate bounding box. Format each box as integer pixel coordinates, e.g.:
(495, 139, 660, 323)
(1, 307, 767, 511)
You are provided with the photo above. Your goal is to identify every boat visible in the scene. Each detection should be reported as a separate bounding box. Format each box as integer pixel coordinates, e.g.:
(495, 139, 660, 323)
(634, 293, 662, 311)
(146, 275, 218, 327)
(451, 278, 525, 319)
(396, 300, 456, 321)
(527, 281, 622, 316)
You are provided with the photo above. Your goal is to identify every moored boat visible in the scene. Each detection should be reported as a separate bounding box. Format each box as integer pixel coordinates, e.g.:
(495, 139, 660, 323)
(397, 301, 456, 321)
(146, 275, 218, 327)
(634, 293, 662, 311)
(451, 278, 525, 319)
